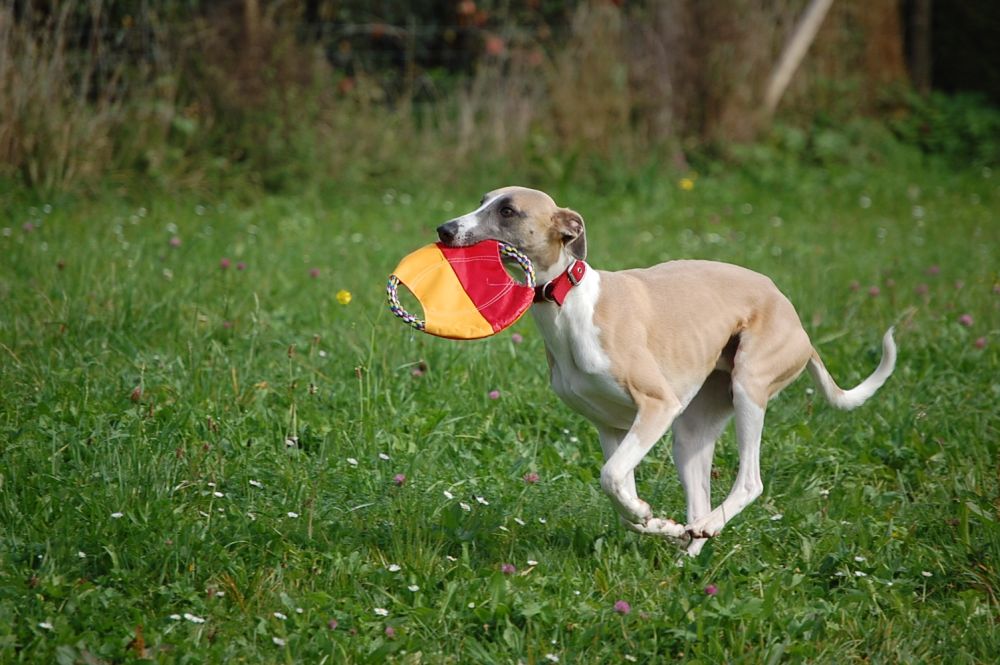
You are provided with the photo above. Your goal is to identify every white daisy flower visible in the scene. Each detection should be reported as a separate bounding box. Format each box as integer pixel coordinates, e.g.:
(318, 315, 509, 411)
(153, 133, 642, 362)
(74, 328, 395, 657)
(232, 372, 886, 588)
(111, 512, 124, 519)
(213, 492, 224, 498)
(374, 607, 389, 617)
(854, 556, 866, 562)
(854, 571, 867, 577)
(460, 502, 471, 512)
(272, 636, 286, 646)
(922, 571, 933, 578)
(527, 559, 538, 566)
(408, 585, 420, 592)
(443, 490, 454, 500)
(347, 457, 358, 466)
(388, 564, 401, 572)
(249, 479, 263, 488)
(77, 551, 86, 558)
(169, 614, 181, 621)
(287, 512, 299, 518)
(273, 612, 287, 620)
(38, 622, 53, 631)
(378, 453, 390, 460)
(183, 613, 206, 624)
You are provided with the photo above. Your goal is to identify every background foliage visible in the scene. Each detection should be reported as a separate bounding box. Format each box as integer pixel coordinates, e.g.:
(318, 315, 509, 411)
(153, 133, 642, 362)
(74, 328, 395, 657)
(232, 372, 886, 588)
(2, 0, 999, 194)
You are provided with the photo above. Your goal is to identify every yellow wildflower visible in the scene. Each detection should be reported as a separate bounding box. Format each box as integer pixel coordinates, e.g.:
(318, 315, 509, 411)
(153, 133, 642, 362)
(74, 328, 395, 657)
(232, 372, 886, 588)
(336, 289, 352, 305)
(679, 177, 695, 191)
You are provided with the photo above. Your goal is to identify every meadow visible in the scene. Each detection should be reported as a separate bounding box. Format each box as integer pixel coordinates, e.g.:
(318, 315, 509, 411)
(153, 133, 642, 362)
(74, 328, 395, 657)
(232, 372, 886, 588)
(1, 155, 998, 663)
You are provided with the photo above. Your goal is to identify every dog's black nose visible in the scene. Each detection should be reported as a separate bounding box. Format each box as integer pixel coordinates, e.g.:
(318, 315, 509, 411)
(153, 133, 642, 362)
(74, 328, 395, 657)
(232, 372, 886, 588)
(436, 222, 457, 244)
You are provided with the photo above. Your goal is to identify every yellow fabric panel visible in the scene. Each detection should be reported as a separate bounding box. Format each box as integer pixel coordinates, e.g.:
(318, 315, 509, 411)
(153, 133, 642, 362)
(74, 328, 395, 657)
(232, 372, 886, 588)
(392, 244, 494, 339)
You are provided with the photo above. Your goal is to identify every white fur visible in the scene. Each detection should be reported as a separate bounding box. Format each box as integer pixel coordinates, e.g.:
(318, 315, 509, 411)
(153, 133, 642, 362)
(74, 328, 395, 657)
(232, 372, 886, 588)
(531, 266, 635, 431)
(808, 327, 897, 410)
(449, 195, 499, 243)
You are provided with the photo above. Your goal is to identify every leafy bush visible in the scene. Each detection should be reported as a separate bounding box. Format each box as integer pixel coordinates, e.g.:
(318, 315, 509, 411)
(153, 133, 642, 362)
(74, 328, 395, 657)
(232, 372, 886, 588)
(889, 92, 1000, 165)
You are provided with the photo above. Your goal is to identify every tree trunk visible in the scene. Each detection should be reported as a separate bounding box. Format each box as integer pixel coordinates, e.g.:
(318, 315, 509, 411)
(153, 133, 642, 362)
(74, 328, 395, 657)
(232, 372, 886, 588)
(911, 0, 932, 95)
(763, 0, 836, 116)
(244, 0, 261, 53)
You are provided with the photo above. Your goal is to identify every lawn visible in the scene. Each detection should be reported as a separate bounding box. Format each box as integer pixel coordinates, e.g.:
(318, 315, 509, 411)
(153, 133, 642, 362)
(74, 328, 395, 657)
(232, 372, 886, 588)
(1, 158, 998, 663)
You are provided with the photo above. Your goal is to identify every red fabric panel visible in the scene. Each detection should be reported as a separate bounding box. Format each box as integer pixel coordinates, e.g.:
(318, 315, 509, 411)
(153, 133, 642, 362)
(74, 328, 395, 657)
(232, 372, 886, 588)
(437, 241, 534, 334)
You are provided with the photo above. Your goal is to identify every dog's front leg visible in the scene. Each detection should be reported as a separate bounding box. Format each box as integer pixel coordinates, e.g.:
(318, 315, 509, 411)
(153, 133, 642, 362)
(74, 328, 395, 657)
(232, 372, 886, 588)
(599, 393, 687, 539)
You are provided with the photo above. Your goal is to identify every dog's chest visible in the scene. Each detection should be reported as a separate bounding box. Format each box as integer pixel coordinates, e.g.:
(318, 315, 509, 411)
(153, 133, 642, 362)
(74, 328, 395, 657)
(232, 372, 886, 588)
(532, 272, 635, 429)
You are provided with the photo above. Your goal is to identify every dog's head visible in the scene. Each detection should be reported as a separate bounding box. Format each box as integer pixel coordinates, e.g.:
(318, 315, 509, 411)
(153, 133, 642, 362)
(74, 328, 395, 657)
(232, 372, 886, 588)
(436, 186, 586, 276)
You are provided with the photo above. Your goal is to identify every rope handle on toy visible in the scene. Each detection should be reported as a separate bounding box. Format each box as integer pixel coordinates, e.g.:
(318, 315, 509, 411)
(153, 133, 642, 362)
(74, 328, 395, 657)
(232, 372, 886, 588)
(386, 242, 536, 332)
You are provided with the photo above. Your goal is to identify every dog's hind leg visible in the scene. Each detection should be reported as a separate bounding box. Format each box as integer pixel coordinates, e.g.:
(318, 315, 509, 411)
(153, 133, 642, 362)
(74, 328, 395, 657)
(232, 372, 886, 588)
(685, 317, 812, 540)
(685, 379, 764, 539)
(672, 371, 734, 555)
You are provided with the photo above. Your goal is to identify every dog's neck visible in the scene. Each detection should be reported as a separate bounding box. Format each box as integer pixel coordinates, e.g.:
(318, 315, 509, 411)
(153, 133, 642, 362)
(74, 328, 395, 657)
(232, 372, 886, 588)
(532, 250, 589, 306)
(536, 248, 587, 284)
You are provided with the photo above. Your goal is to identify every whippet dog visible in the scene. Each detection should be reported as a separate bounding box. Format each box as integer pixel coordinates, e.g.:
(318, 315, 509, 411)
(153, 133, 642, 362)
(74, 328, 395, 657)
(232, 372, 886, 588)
(436, 186, 896, 555)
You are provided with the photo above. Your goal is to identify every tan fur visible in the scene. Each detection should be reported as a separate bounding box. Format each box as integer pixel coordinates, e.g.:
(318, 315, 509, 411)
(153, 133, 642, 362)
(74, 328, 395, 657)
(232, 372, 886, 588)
(594, 261, 815, 408)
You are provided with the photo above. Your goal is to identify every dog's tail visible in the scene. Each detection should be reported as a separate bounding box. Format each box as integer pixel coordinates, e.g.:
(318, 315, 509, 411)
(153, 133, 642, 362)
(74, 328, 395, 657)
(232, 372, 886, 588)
(807, 327, 897, 410)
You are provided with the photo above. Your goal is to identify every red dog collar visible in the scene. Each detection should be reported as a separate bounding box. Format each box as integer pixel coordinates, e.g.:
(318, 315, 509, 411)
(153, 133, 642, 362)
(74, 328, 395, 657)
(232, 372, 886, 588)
(533, 260, 587, 306)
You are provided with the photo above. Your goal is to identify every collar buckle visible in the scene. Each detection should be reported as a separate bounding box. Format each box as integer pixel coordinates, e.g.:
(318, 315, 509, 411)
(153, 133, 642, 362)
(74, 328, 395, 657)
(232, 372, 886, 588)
(533, 260, 587, 306)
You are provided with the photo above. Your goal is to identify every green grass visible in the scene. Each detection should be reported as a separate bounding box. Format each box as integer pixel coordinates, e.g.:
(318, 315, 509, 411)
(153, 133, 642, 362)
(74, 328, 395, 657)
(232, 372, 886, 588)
(1, 158, 998, 663)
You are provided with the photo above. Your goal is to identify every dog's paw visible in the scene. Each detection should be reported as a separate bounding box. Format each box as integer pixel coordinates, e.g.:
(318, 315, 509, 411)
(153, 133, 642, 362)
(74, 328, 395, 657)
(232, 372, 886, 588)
(616, 499, 652, 526)
(685, 515, 724, 540)
(622, 515, 687, 540)
(644, 517, 687, 539)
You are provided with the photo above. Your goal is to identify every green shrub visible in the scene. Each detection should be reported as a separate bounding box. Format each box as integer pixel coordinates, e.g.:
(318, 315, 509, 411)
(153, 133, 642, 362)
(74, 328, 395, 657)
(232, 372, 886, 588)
(889, 91, 1000, 165)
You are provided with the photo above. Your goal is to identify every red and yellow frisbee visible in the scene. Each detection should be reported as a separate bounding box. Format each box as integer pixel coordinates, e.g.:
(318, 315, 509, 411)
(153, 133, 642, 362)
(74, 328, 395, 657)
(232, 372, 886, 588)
(387, 240, 535, 340)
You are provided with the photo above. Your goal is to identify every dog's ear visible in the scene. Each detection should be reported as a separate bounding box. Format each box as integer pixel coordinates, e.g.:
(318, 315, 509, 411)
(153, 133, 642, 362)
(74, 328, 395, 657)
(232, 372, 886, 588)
(552, 208, 587, 260)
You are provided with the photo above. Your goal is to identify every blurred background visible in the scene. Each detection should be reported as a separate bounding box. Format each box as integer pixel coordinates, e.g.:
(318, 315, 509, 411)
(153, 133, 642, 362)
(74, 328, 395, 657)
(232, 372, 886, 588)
(1, 0, 998, 195)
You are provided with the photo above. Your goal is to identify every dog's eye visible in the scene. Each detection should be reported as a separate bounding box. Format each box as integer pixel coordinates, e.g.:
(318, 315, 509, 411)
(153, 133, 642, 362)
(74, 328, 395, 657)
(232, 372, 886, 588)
(500, 206, 515, 218)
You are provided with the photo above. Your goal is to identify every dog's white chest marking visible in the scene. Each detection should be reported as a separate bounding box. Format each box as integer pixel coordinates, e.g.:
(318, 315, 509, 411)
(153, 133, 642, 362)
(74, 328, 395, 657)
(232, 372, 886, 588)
(532, 270, 636, 430)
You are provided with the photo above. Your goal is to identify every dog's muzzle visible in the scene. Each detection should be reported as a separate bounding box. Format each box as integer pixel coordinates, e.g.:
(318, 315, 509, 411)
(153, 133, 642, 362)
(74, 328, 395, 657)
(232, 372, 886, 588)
(436, 222, 459, 244)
